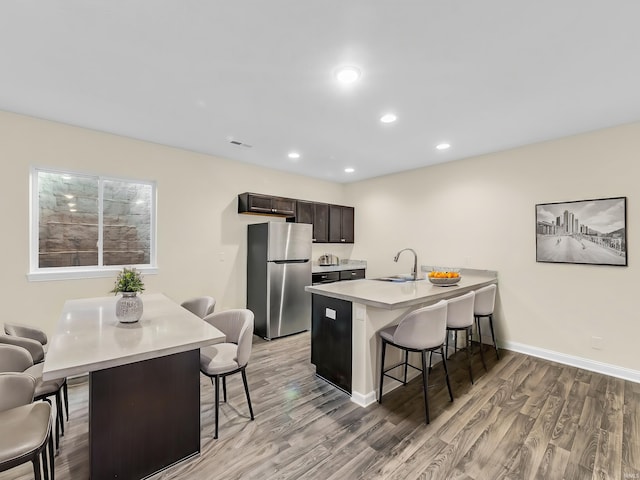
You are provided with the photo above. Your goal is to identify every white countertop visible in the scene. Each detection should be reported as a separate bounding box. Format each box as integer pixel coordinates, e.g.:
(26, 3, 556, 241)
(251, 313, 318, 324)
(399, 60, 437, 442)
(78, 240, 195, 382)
(42, 293, 225, 381)
(305, 269, 497, 310)
(312, 260, 367, 274)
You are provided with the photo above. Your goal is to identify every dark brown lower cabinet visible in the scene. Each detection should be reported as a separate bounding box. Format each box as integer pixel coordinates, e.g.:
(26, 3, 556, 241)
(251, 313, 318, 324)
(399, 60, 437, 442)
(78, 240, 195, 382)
(311, 294, 352, 394)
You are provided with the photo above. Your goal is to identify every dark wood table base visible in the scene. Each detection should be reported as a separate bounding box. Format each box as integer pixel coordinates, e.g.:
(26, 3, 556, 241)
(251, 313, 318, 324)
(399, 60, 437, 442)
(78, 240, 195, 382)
(89, 350, 200, 480)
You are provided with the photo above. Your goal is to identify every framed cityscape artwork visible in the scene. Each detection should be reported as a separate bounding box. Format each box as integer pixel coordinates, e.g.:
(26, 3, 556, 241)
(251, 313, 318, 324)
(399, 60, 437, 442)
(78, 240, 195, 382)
(535, 197, 627, 266)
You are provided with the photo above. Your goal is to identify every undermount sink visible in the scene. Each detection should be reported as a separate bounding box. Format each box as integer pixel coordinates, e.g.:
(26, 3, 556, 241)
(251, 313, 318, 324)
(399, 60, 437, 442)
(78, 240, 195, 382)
(374, 275, 424, 282)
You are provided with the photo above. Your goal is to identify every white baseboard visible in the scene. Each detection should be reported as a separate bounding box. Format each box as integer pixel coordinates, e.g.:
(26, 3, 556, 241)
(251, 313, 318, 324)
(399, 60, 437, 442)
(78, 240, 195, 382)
(502, 340, 640, 383)
(351, 390, 377, 407)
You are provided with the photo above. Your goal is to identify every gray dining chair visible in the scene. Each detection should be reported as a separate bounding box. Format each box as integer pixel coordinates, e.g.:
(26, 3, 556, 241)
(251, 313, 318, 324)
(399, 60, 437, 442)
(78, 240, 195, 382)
(0, 333, 46, 364)
(200, 309, 255, 439)
(0, 372, 54, 480)
(0, 344, 66, 450)
(445, 291, 478, 384)
(3, 324, 69, 421)
(181, 296, 216, 319)
(377, 300, 453, 424)
(5, 322, 48, 347)
(473, 284, 499, 361)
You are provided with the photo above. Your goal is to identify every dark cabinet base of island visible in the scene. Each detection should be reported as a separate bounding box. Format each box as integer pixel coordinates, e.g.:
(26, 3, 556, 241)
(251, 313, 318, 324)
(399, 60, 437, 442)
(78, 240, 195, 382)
(311, 294, 352, 394)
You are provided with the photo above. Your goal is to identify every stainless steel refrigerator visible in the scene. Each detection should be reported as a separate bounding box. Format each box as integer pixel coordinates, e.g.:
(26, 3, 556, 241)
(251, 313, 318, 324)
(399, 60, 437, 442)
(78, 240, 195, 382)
(247, 222, 312, 339)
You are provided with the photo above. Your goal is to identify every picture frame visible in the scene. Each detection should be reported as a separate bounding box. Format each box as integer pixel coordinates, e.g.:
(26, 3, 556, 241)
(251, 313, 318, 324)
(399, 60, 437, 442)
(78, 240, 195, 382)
(535, 197, 627, 266)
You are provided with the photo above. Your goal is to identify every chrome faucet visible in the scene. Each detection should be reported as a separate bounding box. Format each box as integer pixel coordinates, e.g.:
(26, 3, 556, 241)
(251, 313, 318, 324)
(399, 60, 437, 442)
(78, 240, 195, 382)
(394, 248, 418, 281)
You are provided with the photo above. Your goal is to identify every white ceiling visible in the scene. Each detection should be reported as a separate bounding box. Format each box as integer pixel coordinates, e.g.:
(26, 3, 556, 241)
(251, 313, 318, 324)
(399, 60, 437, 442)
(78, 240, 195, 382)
(2, 1, 640, 183)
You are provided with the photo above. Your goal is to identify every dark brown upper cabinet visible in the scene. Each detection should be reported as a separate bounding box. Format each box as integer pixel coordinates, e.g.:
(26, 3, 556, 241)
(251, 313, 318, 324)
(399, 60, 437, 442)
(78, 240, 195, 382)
(328, 205, 354, 244)
(240, 192, 353, 243)
(296, 201, 329, 243)
(237, 193, 296, 217)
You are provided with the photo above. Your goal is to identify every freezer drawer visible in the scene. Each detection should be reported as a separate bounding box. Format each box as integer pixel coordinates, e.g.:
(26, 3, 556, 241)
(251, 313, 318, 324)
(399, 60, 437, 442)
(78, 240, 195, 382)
(266, 261, 311, 338)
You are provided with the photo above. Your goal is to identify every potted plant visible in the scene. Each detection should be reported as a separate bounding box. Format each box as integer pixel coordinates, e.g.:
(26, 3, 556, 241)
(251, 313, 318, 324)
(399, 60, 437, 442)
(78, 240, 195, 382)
(111, 267, 145, 323)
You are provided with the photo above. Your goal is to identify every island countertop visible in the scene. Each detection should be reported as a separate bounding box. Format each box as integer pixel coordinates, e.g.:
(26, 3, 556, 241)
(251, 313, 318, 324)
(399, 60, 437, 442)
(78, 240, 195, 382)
(42, 292, 225, 381)
(305, 268, 497, 310)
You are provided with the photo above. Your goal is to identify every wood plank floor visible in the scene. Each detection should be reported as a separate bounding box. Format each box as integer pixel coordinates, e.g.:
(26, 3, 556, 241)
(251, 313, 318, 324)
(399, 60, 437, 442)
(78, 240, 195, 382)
(2, 332, 639, 480)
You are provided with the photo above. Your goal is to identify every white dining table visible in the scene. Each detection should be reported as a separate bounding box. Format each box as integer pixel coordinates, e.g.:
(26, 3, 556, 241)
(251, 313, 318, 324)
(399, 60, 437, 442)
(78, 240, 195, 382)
(43, 292, 225, 480)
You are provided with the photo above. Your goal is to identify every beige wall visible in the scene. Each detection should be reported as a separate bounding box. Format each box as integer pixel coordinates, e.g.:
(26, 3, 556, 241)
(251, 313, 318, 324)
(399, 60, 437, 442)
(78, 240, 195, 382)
(347, 122, 639, 373)
(0, 110, 348, 335)
(2, 109, 638, 376)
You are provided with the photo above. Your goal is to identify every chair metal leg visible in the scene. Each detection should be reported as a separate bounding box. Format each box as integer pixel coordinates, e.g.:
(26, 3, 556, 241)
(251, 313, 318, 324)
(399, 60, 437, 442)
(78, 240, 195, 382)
(42, 444, 49, 480)
(48, 428, 55, 480)
(241, 368, 254, 420)
(32, 454, 42, 480)
(403, 350, 409, 384)
(445, 330, 450, 358)
(420, 351, 430, 424)
(476, 316, 487, 372)
(488, 314, 499, 359)
(378, 340, 387, 403)
(214, 375, 220, 439)
(222, 376, 227, 403)
(63, 381, 69, 421)
(441, 346, 454, 402)
(56, 391, 64, 437)
(465, 327, 473, 384)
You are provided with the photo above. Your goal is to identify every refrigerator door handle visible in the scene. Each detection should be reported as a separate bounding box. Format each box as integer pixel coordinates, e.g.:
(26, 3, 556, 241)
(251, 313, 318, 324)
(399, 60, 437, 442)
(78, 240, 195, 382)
(272, 259, 310, 264)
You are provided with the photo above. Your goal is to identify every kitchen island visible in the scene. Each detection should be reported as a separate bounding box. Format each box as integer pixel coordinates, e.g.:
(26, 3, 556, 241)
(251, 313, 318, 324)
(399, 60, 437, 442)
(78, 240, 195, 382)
(43, 293, 225, 480)
(305, 268, 497, 406)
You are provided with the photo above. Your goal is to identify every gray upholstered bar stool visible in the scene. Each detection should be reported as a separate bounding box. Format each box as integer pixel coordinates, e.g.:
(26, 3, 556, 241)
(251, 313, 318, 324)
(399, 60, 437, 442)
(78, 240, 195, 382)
(377, 300, 453, 424)
(200, 309, 255, 439)
(181, 296, 216, 319)
(445, 291, 479, 384)
(0, 344, 66, 450)
(473, 284, 499, 361)
(0, 372, 54, 480)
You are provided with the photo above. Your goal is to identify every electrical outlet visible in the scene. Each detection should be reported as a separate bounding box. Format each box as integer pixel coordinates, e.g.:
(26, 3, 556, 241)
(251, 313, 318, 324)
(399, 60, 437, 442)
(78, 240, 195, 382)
(591, 336, 603, 350)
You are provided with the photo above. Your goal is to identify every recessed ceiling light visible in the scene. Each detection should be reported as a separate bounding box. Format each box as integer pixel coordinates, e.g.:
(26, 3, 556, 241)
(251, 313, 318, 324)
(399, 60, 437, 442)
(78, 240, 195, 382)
(380, 113, 397, 124)
(335, 66, 361, 84)
(68, 203, 76, 207)
(69, 209, 77, 212)
(344, 167, 355, 173)
(436, 143, 451, 150)
(288, 152, 300, 159)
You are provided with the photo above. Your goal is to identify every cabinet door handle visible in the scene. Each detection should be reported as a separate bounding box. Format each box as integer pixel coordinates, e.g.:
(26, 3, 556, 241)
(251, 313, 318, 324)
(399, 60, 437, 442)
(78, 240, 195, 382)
(341, 238, 345, 242)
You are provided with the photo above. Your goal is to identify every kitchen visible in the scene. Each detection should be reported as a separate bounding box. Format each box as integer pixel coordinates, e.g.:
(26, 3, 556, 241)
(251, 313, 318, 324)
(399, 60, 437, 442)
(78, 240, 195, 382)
(1, 2, 640, 479)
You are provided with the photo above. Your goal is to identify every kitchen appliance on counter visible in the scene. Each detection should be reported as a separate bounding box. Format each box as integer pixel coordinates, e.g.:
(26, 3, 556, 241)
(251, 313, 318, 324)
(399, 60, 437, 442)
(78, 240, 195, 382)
(318, 253, 340, 266)
(247, 222, 312, 340)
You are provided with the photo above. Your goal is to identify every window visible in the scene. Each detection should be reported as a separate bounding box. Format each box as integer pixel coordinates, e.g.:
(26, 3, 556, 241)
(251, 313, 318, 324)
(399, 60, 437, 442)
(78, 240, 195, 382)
(29, 167, 156, 280)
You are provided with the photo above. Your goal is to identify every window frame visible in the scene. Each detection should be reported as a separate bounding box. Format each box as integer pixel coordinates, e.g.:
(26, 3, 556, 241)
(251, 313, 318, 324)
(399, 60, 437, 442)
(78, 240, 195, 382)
(28, 166, 158, 281)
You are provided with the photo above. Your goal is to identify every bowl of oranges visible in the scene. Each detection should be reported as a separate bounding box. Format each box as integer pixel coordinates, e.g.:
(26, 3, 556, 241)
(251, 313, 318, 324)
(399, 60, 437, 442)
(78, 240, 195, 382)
(427, 268, 461, 286)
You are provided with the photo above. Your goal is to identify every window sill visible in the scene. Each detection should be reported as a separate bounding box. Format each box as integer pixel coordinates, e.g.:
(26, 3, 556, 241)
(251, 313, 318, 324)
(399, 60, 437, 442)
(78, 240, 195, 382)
(27, 267, 158, 282)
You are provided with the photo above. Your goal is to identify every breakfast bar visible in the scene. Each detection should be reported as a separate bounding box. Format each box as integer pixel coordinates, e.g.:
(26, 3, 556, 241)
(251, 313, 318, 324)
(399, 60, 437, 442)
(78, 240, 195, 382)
(42, 293, 225, 480)
(305, 268, 497, 406)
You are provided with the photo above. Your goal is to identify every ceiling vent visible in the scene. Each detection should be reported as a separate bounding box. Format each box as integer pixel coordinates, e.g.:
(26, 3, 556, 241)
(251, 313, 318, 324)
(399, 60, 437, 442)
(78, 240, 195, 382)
(229, 140, 253, 148)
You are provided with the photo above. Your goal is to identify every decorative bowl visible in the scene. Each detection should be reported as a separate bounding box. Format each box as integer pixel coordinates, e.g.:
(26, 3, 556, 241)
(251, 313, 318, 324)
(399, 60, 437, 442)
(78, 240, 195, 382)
(427, 267, 461, 286)
(428, 276, 461, 286)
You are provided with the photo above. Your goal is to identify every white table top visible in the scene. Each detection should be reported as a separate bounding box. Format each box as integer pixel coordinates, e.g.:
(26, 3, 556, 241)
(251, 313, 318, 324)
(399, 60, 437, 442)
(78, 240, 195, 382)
(42, 293, 225, 381)
(305, 269, 497, 310)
